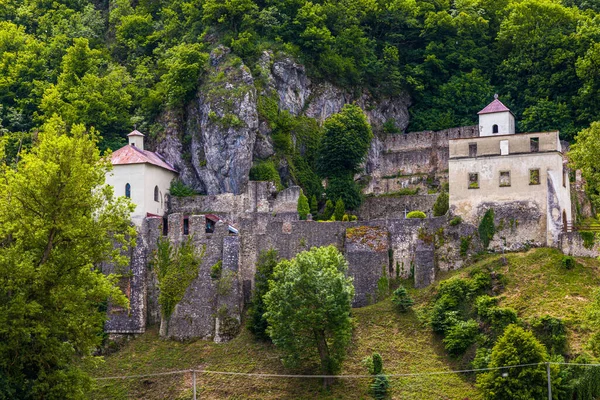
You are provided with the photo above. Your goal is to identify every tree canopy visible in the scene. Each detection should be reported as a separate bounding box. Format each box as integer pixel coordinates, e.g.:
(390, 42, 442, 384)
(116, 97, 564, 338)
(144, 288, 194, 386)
(0, 117, 134, 399)
(263, 245, 354, 387)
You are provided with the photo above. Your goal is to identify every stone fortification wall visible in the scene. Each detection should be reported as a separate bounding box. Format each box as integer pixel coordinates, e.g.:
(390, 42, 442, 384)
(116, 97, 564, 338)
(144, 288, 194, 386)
(365, 126, 478, 195)
(359, 194, 439, 220)
(560, 232, 600, 258)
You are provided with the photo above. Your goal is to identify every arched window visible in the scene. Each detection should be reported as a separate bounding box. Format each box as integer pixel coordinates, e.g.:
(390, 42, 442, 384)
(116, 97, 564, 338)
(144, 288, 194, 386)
(154, 186, 159, 202)
(492, 124, 499, 134)
(125, 183, 131, 198)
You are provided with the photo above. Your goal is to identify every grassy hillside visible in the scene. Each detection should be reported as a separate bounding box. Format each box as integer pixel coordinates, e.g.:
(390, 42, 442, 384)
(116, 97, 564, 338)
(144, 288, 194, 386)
(89, 248, 600, 399)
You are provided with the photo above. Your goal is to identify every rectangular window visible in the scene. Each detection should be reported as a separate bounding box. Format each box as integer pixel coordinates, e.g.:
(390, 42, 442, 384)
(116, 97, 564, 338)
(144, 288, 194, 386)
(499, 171, 511, 187)
(500, 140, 509, 155)
(530, 137, 539, 152)
(530, 169, 540, 185)
(469, 173, 479, 189)
(183, 217, 189, 235)
(563, 166, 567, 187)
(162, 216, 168, 236)
(469, 143, 477, 157)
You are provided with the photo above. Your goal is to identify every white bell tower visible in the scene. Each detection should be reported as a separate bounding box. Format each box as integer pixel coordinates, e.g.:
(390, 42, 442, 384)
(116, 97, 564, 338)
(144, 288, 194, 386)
(478, 94, 515, 137)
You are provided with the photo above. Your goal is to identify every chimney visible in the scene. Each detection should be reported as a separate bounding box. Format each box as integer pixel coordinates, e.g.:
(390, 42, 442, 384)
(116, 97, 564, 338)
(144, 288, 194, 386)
(127, 130, 145, 151)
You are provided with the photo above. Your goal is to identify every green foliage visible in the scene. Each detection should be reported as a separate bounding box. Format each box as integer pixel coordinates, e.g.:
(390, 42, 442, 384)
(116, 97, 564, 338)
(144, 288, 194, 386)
(0, 117, 135, 399)
(326, 174, 362, 210)
(210, 260, 223, 280)
(169, 179, 196, 197)
(477, 325, 551, 400)
(152, 237, 205, 321)
(449, 216, 462, 226)
(248, 249, 278, 341)
(531, 315, 567, 355)
(570, 122, 600, 211)
(263, 246, 354, 383)
(407, 210, 426, 219)
(310, 195, 318, 215)
(334, 198, 345, 221)
(318, 104, 373, 178)
(364, 353, 390, 400)
(580, 231, 596, 249)
(322, 199, 335, 221)
(249, 159, 282, 190)
(562, 255, 576, 270)
(297, 190, 310, 220)
(479, 209, 496, 249)
(433, 192, 449, 217)
(460, 236, 472, 257)
(392, 286, 414, 312)
(443, 319, 480, 356)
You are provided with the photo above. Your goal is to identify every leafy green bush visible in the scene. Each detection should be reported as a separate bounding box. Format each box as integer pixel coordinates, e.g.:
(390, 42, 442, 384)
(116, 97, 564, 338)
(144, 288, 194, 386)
(392, 286, 414, 312)
(364, 353, 389, 400)
(210, 260, 222, 280)
(478, 208, 496, 249)
(449, 216, 462, 226)
(297, 190, 310, 220)
(169, 179, 196, 197)
(443, 319, 480, 356)
(326, 174, 362, 210)
(562, 255, 576, 269)
(407, 210, 426, 219)
(249, 160, 282, 190)
(530, 315, 567, 355)
(581, 231, 596, 249)
(433, 192, 449, 217)
(342, 214, 349, 222)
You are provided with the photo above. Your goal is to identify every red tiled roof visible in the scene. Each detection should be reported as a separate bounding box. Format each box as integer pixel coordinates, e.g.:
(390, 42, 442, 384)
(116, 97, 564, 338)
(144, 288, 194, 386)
(127, 130, 145, 137)
(111, 145, 177, 172)
(478, 99, 511, 115)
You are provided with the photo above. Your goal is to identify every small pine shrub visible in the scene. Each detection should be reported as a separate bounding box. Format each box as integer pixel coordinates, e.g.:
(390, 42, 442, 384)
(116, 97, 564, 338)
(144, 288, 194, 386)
(310, 195, 318, 215)
(581, 231, 596, 249)
(531, 315, 567, 355)
(169, 179, 196, 197)
(561, 255, 576, 269)
(210, 260, 222, 280)
(342, 214, 349, 221)
(334, 198, 345, 221)
(392, 286, 414, 312)
(297, 191, 310, 220)
(407, 210, 426, 219)
(350, 215, 358, 221)
(433, 192, 449, 217)
(323, 200, 335, 220)
(460, 236, 471, 257)
(364, 353, 389, 400)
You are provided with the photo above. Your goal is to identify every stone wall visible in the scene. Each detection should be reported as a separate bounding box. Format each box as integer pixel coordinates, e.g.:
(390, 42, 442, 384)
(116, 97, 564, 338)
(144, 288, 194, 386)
(359, 194, 439, 220)
(560, 232, 600, 258)
(365, 126, 478, 195)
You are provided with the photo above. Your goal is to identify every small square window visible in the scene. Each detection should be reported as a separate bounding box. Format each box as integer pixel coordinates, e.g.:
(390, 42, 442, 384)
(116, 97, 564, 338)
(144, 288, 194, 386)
(469, 173, 479, 189)
(530, 138, 539, 152)
(500, 171, 511, 187)
(469, 143, 477, 157)
(530, 169, 540, 185)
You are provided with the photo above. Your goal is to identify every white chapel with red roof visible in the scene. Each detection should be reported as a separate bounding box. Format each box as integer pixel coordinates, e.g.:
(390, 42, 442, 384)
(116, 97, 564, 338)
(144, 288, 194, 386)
(105, 130, 177, 225)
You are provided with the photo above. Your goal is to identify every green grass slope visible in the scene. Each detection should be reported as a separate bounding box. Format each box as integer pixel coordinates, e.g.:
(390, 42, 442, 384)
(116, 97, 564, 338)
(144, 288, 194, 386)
(89, 248, 600, 399)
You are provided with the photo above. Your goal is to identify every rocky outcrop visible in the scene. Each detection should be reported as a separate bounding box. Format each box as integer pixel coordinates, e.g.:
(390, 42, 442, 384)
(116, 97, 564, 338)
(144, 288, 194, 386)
(156, 48, 411, 194)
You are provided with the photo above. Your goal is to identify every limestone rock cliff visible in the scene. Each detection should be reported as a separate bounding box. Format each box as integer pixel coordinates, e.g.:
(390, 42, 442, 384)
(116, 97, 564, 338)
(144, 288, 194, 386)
(156, 48, 411, 194)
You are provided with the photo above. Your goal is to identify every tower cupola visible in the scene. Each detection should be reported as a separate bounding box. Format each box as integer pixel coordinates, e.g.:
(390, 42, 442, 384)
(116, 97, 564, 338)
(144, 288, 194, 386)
(478, 94, 515, 137)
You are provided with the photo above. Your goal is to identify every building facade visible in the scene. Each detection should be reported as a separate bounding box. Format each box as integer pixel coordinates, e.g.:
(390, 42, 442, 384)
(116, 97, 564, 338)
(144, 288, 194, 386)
(105, 130, 177, 225)
(449, 97, 571, 247)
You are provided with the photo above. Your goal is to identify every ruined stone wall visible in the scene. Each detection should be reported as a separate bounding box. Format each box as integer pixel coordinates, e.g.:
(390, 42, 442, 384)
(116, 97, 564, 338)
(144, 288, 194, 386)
(560, 232, 600, 258)
(365, 126, 478, 195)
(359, 194, 439, 220)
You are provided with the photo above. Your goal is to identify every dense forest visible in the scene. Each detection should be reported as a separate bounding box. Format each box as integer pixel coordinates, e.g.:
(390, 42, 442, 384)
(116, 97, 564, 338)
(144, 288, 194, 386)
(1, 0, 599, 158)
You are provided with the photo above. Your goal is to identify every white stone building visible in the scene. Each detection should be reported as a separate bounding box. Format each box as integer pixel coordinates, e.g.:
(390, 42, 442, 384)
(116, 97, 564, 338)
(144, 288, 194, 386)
(105, 130, 177, 225)
(449, 96, 572, 247)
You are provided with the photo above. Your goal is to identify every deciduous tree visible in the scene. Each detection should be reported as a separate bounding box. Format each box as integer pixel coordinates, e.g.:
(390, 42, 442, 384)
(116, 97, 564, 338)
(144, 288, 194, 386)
(264, 246, 354, 388)
(0, 117, 134, 399)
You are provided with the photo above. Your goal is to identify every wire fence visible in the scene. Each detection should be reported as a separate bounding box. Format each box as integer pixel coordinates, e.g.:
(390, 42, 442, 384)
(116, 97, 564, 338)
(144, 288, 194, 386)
(92, 362, 600, 399)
